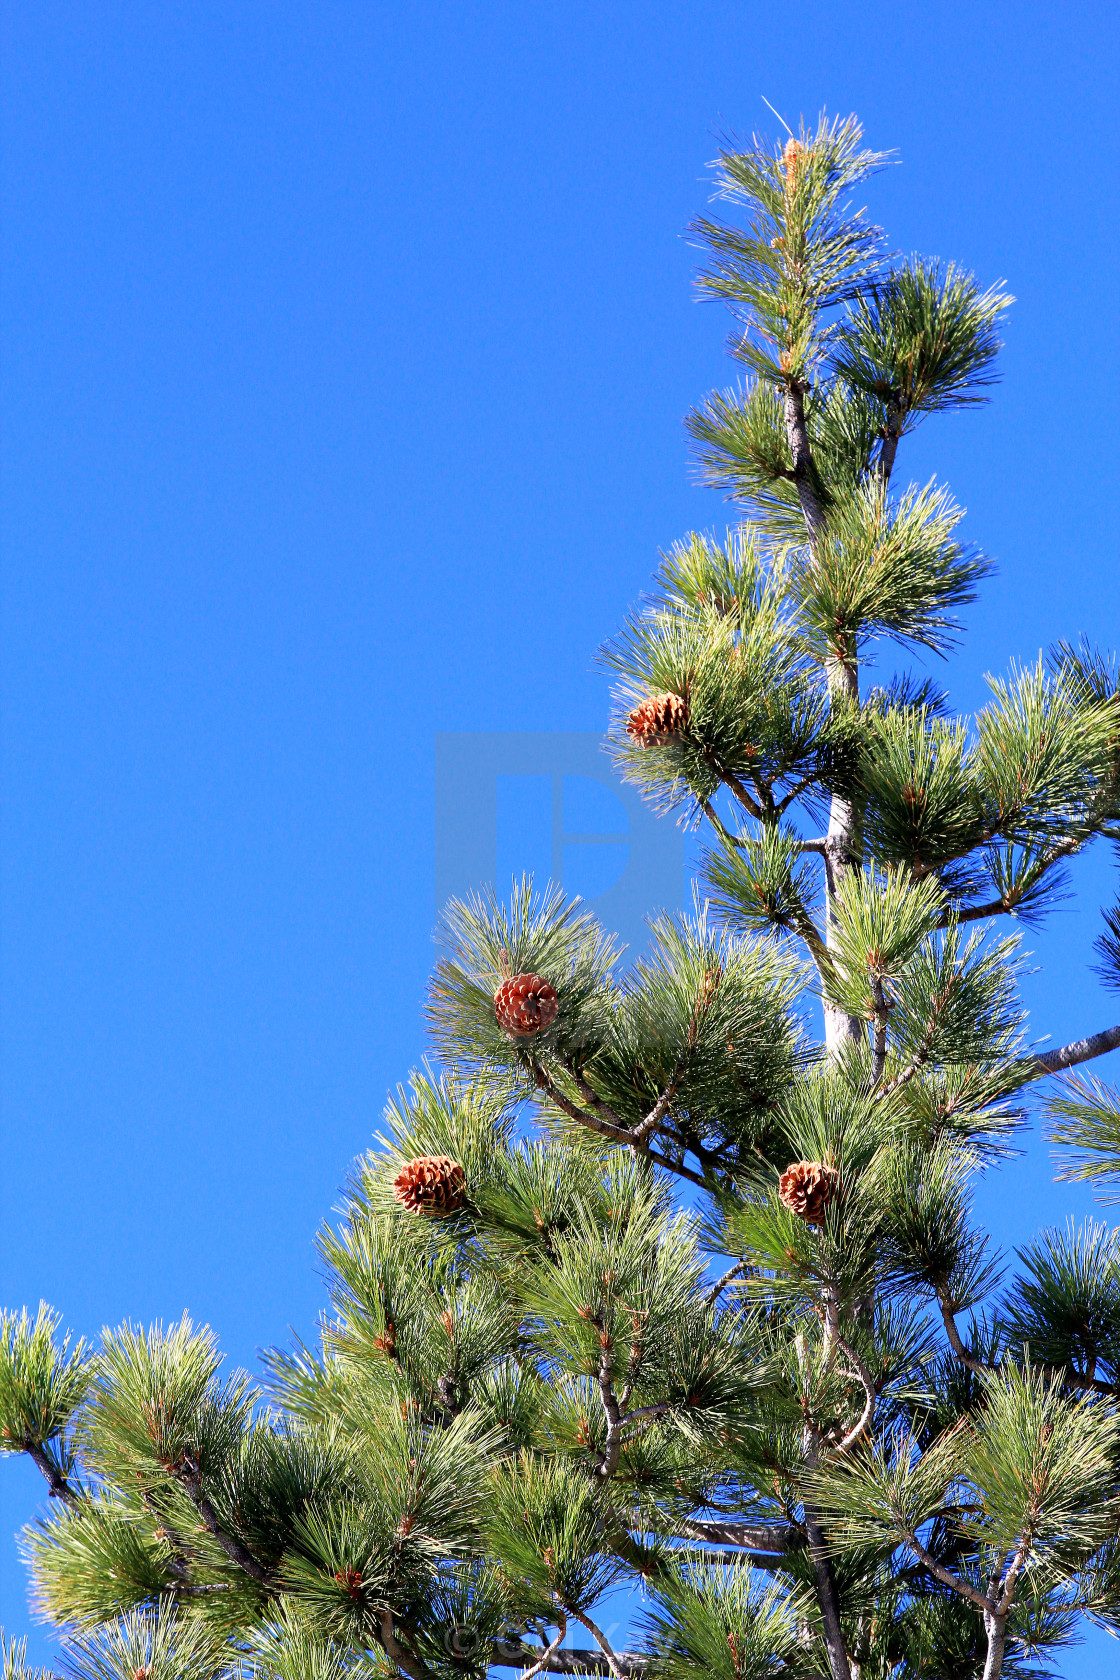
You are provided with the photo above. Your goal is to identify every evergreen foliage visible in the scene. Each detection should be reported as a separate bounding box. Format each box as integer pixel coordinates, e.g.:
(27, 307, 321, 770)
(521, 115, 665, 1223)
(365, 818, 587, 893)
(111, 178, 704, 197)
(5, 109, 1120, 1680)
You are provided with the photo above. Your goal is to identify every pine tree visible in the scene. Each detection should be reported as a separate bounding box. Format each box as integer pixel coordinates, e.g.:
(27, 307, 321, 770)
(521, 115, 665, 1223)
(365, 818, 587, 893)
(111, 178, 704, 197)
(6, 110, 1120, 1680)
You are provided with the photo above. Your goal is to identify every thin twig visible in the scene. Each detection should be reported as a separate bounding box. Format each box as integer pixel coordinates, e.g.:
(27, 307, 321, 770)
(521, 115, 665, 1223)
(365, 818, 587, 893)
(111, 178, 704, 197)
(703, 1258, 750, 1308)
(518, 1615, 568, 1680)
(833, 1338, 877, 1452)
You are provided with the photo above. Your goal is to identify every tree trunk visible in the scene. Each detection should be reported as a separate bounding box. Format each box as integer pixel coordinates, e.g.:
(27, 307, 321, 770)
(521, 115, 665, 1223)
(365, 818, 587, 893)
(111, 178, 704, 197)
(802, 1428, 853, 1680)
(822, 658, 865, 1057)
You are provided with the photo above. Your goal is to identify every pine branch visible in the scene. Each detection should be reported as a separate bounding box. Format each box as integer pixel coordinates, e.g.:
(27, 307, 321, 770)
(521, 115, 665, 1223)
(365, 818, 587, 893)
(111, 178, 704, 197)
(937, 837, 1084, 928)
(981, 1611, 1007, 1680)
(783, 382, 827, 542)
(669, 1516, 804, 1552)
(870, 981, 888, 1085)
(703, 1258, 750, 1307)
(23, 1441, 81, 1509)
(561, 1059, 628, 1133)
(775, 773, 825, 815)
(378, 1613, 426, 1680)
(533, 1065, 634, 1147)
(631, 1049, 691, 1144)
(570, 1608, 627, 1680)
(996, 1534, 1031, 1616)
(490, 1641, 647, 1676)
(534, 1059, 717, 1190)
(139, 1487, 196, 1584)
(595, 1340, 623, 1481)
(174, 1458, 275, 1588)
(876, 397, 903, 485)
(516, 1615, 568, 1680)
(1033, 1024, 1120, 1076)
(904, 1529, 998, 1614)
(800, 1428, 854, 1680)
(700, 799, 746, 849)
(948, 897, 1017, 926)
(643, 1146, 711, 1190)
(700, 744, 765, 821)
(833, 1337, 877, 1451)
(938, 1294, 1119, 1396)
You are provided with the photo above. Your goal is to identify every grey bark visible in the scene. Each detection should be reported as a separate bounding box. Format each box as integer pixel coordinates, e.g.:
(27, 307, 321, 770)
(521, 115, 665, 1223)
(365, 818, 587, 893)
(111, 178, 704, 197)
(781, 376, 864, 1057)
(981, 1610, 1007, 1680)
(803, 1495, 853, 1680)
(672, 1516, 803, 1552)
(1034, 1023, 1120, 1075)
(781, 375, 857, 1680)
(783, 383, 826, 538)
(491, 1641, 647, 1676)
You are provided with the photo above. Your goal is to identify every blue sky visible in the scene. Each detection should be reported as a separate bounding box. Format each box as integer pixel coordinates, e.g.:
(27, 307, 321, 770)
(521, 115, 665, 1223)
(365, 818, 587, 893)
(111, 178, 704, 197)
(2, 2, 1118, 1671)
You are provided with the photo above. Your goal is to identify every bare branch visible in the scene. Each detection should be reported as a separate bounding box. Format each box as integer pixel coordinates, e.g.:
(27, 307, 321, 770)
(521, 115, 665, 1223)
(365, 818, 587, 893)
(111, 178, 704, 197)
(937, 1297, 999, 1378)
(699, 744, 765, 821)
(632, 1052, 690, 1144)
(904, 1529, 998, 1614)
(938, 1295, 1118, 1397)
(377, 1612, 426, 1680)
(997, 1534, 1031, 1616)
(700, 799, 745, 849)
(669, 1516, 803, 1553)
(703, 1258, 750, 1308)
(870, 981, 888, 1086)
(570, 1608, 627, 1680)
(559, 1059, 628, 1134)
(643, 1146, 711, 1190)
(533, 1065, 635, 1147)
(783, 382, 826, 542)
(1033, 1024, 1120, 1076)
(833, 1338, 877, 1452)
(490, 1639, 648, 1675)
(943, 897, 1013, 927)
(876, 399, 903, 486)
(516, 1615, 568, 1680)
(775, 774, 823, 816)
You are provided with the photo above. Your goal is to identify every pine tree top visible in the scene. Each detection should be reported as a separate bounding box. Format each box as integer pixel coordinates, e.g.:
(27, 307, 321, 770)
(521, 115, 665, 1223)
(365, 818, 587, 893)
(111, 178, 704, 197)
(5, 110, 1120, 1680)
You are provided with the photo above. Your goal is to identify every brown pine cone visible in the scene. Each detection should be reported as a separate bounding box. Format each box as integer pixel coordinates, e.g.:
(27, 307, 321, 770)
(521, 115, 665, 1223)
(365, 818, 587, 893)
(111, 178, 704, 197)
(393, 1154, 466, 1215)
(494, 973, 559, 1036)
(778, 1160, 840, 1226)
(626, 692, 689, 747)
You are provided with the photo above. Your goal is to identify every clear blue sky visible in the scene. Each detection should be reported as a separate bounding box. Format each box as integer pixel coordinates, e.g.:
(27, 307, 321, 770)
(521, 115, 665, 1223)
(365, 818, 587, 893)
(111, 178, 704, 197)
(2, 3, 1118, 1671)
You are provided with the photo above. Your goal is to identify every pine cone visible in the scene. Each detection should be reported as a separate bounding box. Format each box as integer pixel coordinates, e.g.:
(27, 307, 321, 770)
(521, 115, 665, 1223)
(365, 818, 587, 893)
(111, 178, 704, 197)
(626, 692, 689, 747)
(393, 1154, 466, 1215)
(494, 973, 559, 1036)
(778, 1160, 839, 1226)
